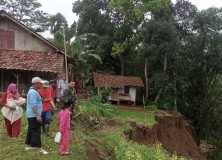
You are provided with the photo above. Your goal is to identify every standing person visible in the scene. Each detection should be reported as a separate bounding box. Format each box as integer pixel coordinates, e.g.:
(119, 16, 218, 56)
(49, 80, 57, 105)
(58, 74, 68, 108)
(62, 82, 77, 113)
(1, 83, 24, 138)
(62, 82, 77, 130)
(58, 100, 72, 156)
(49, 80, 57, 116)
(38, 80, 57, 136)
(58, 74, 68, 99)
(25, 77, 48, 154)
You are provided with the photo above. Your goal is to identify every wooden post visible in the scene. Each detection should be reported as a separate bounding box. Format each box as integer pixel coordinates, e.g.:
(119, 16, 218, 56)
(1, 69, 3, 92)
(16, 71, 19, 89)
(97, 87, 100, 95)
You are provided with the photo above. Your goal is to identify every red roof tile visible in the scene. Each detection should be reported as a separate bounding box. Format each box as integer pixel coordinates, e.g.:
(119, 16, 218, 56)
(0, 50, 63, 73)
(93, 73, 144, 88)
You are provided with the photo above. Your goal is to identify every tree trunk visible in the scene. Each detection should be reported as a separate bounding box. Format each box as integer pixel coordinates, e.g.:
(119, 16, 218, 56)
(173, 70, 177, 111)
(119, 53, 125, 76)
(154, 88, 162, 105)
(155, 54, 167, 105)
(163, 54, 167, 71)
(144, 58, 149, 99)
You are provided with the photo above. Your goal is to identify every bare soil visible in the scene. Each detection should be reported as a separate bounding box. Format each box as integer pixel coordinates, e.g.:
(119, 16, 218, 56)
(83, 104, 206, 160)
(125, 114, 206, 160)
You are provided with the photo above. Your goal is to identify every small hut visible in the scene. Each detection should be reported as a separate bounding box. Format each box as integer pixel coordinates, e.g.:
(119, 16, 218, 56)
(93, 73, 144, 105)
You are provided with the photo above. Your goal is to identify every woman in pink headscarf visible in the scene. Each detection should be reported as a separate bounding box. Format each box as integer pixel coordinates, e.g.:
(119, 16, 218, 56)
(1, 83, 23, 138)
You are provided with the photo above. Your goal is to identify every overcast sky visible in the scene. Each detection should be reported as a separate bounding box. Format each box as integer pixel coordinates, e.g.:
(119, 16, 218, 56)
(38, 0, 222, 38)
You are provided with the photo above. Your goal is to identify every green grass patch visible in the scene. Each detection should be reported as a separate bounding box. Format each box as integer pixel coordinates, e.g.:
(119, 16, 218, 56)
(0, 110, 88, 160)
(109, 108, 156, 127)
(145, 104, 158, 111)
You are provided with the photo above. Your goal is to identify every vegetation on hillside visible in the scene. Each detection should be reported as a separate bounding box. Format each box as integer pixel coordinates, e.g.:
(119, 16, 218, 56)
(1, 0, 222, 158)
(71, 1, 222, 158)
(0, 98, 187, 160)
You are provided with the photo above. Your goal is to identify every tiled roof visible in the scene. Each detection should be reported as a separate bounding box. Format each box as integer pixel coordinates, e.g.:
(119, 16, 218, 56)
(93, 73, 144, 88)
(0, 50, 64, 73)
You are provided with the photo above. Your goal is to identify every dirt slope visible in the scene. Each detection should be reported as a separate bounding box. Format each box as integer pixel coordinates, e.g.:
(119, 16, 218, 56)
(125, 115, 206, 160)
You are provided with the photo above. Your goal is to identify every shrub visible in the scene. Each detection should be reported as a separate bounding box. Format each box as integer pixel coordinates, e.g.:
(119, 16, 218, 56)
(105, 132, 187, 160)
(77, 96, 114, 125)
(100, 86, 112, 103)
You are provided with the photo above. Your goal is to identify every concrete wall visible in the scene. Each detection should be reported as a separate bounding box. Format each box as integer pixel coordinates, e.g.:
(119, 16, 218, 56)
(118, 87, 136, 102)
(0, 19, 55, 52)
(108, 87, 137, 102)
(129, 87, 136, 102)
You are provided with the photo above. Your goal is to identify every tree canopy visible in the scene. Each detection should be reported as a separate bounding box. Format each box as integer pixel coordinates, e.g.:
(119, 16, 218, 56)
(0, 0, 49, 32)
(70, 0, 222, 158)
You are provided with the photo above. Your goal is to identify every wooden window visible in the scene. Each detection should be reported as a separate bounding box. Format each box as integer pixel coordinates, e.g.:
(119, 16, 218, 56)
(124, 86, 129, 94)
(0, 29, 15, 49)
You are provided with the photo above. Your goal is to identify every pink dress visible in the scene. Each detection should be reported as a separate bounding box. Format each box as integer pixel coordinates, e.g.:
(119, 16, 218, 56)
(58, 108, 70, 155)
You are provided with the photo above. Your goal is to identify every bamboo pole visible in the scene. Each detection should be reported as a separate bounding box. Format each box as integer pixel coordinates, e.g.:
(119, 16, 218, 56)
(63, 26, 69, 83)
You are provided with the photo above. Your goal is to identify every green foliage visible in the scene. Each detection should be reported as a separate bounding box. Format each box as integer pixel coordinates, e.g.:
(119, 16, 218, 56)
(78, 96, 114, 125)
(109, 108, 156, 127)
(67, 1, 222, 158)
(145, 104, 158, 111)
(105, 132, 187, 160)
(0, 0, 50, 32)
(146, 0, 172, 19)
(49, 12, 76, 50)
(100, 86, 112, 103)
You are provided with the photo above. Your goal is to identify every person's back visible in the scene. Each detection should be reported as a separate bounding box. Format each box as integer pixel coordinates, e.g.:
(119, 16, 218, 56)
(26, 87, 42, 118)
(38, 88, 51, 112)
(62, 88, 75, 103)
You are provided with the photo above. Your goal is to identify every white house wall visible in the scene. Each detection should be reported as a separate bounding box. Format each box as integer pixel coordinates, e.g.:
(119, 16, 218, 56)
(118, 87, 136, 102)
(129, 87, 136, 102)
(0, 19, 55, 52)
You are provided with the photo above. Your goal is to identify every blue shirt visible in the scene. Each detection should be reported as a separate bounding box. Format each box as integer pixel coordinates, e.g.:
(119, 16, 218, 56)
(26, 87, 43, 118)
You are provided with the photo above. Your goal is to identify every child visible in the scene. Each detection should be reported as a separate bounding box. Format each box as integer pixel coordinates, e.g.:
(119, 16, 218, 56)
(57, 99, 72, 156)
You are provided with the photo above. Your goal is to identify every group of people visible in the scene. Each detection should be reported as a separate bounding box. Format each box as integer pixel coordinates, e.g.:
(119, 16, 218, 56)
(1, 75, 77, 156)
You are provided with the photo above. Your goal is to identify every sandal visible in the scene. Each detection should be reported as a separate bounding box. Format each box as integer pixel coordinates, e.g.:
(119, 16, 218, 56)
(60, 152, 71, 156)
(65, 152, 71, 155)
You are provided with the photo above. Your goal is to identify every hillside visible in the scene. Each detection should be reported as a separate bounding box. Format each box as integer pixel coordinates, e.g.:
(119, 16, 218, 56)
(0, 99, 206, 160)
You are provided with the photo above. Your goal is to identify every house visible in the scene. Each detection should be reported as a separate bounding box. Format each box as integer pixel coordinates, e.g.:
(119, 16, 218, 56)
(93, 73, 144, 105)
(0, 10, 75, 94)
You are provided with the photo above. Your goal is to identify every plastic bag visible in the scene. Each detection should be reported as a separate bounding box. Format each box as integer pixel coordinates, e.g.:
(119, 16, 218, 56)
(18, 97, 26, 106)
(6, 99, 16, 107)
(54, 132, 61, 143)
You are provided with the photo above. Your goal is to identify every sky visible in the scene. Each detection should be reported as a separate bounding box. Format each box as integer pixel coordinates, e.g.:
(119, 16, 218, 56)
(38, 0, 222, 38)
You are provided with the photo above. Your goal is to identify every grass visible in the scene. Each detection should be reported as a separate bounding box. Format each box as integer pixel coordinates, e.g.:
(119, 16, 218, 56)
(0, 107, 88, 160)
(109, 108, 156, 127)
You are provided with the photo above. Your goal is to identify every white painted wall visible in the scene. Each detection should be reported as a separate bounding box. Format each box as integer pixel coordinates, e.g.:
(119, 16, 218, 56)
(107, 87, 137, 102)
(117, 87, 137, 102)
(129, 87, 136, 102)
